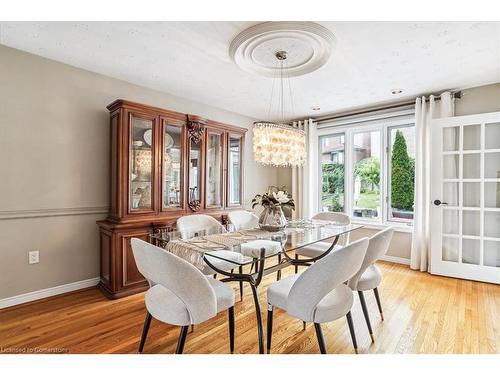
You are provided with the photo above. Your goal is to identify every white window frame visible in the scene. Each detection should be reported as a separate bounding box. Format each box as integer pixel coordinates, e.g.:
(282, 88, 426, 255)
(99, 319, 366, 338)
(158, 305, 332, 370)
(317, 112, 415, 230)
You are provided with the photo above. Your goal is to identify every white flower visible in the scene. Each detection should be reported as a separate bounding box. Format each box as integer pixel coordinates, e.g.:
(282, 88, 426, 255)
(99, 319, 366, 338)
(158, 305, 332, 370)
(273, 191, 290, 204)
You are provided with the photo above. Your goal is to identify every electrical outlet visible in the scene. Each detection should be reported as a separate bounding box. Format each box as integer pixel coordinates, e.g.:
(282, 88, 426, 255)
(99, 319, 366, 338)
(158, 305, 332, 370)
(29, 250, 39, 264)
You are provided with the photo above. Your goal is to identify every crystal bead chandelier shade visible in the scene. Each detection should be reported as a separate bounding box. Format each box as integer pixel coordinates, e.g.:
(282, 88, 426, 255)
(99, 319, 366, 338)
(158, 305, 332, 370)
(252, 50, 307, 167)
(253, 122, 306, 167)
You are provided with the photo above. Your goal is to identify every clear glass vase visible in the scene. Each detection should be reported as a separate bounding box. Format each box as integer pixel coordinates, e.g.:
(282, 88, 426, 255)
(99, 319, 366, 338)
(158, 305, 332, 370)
(258, 206, 287, 232)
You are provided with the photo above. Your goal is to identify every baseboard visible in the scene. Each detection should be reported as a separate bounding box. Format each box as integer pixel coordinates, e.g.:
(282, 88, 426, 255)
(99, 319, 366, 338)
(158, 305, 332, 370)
(380, 255, 411, 265)
(0, 277, 100, 309)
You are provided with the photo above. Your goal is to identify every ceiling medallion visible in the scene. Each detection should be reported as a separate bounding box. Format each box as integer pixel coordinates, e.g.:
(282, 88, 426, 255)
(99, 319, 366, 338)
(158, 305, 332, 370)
(229, 21, 336, 78)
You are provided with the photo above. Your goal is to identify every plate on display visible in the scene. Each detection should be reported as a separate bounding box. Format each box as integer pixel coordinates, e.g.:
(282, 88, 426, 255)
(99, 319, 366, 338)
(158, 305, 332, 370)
(165, 133, 174, 149)
(143, 129, 152, 146)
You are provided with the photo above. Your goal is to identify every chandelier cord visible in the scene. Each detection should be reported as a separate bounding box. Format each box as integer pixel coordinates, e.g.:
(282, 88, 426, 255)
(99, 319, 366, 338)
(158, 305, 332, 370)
(285, 58, 295, 123)
(266, 61, 278, 121)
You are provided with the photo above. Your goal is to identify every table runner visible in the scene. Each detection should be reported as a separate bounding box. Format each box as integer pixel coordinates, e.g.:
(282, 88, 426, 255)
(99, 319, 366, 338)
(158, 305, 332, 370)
(166, 229, 276, 269)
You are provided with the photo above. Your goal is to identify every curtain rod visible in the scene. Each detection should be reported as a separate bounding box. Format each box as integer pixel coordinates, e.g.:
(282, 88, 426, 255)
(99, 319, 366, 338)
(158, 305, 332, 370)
(314, 91, 462, 123)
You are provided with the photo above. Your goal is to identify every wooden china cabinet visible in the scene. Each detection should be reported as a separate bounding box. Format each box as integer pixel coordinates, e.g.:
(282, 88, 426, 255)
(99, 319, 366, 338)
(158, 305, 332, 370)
(97, 100, 246, 299)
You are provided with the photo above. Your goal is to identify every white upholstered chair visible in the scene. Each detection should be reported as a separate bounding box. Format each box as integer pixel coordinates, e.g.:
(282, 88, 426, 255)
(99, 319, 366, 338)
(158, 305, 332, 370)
(131, 238, 235, 354)
(177, 214, 245, 300)
(176, 214, 245, 275)
(348, 227, 394, 342)
(227, 210, 282, 259)
(294, 212, 351, 272)
(266, 237, 369, 354)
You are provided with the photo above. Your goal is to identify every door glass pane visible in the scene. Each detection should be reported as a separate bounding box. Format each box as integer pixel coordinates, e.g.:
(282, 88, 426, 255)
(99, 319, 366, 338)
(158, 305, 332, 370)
(206, 133, 222, 206)
(388, 126, 415, 221)
(484, 211, 500, 238)
(443, 209, 459, 234)
(443, 182, 459, 206)
(443, 127, 459, 151)
(484, 240, 500, 267)
(352, 131, 381, 219)
(485, 182, 500, 208)
(228, 136, 241, 205)
(442, 236, 459, 262)
(320, 134, 345, 212)
(485, 152, 500, 178)
(485, 122, 500, 149)
(443, 155, 459, 179)
(189, 139, 201, 207)
(163, 125, 181, 209)
(463, 154, 480, 179)
(463, 182, 480, 207)
(463, 124, 481, 150)
(462, 210, 480, 236)
(462, 238, 480, 265)
(130, 116, 153, 210)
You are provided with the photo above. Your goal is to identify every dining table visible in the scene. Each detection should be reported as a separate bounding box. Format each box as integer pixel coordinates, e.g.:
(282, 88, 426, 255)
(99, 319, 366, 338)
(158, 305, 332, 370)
(150, 219, 363, 354)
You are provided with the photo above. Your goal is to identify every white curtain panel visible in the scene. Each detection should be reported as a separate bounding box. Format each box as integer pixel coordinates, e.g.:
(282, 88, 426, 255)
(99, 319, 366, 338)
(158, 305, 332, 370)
(411, 92, 454, 271)
(291, 119, 318, 219)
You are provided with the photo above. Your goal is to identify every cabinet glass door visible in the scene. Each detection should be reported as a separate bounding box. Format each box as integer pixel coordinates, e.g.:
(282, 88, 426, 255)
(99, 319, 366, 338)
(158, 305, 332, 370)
(162, 121, 183, 210)
(227, 134, 242, 206)
(188, 139, 202, 211)
(130, 114, 155, 211)
(206, 131, 223, 208)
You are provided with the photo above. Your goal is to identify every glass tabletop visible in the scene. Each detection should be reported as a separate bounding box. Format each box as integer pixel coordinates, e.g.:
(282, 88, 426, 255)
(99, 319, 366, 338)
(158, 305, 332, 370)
(150, 220, 363, 267)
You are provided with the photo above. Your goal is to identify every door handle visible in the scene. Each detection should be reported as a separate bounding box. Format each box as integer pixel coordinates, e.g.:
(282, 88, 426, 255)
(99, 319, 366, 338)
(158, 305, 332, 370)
(433, 200, 448, 206)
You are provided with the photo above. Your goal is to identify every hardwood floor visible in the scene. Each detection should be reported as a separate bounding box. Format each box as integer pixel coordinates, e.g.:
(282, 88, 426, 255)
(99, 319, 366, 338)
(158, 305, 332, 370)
(1, 261, 499, 354)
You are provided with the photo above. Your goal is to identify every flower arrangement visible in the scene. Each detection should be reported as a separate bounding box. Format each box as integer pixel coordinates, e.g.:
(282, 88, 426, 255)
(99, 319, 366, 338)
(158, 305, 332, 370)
(251, 186, 295, 211)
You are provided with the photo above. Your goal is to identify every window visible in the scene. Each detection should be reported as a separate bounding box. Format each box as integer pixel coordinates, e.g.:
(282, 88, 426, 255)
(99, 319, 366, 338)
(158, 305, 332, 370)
(317, 115, 415, 226)
(352, 130, 381, 219)
(320, 134, 345, 212)
(388, 125, 415, 222)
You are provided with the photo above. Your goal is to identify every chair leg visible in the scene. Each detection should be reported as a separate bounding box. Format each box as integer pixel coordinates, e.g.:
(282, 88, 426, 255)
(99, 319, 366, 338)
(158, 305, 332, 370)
(277, 254, 282, 281)
(302, 321, 306, 330)
(228, 306, 235, 354)
(266, 304, 273, 353)
(175, 326, 189, 354)
(373, 288, 384, 320)
(138, 312, 152, 353)
(358, 291, 374, 342)
(239, 266, 244, 302)
(314, 323, 327, 354)
(190, 324, 194, 333)
(346, 311, 358, 354)
(294, 254, 299, 273)
(213, 274, 217, 279)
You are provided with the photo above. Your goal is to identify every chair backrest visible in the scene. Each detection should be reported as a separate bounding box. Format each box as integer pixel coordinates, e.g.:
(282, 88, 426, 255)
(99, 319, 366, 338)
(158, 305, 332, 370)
(348, 227, 394, 290)
(312, 212, 351, 245)
(287, 237, 369, 322)
(131, 238, 217, 324)
(227, 210, 259, 230)
(176, 214, 223, 239)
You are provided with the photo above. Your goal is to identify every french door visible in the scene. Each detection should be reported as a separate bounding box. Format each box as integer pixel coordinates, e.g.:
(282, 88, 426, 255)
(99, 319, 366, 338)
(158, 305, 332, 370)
(430, 112, 500, 284)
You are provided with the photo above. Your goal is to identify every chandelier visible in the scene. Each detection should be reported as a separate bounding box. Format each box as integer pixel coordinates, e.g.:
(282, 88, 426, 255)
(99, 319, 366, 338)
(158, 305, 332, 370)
(252, 50, 306, 167)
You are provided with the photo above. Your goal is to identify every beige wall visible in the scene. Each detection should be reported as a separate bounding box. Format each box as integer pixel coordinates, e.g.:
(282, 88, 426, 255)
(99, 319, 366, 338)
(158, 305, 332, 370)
(0, 45, 278, 299)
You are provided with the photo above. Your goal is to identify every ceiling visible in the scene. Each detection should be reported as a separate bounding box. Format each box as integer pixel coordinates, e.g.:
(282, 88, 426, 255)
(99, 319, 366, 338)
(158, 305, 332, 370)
(0, 21, 499, 120)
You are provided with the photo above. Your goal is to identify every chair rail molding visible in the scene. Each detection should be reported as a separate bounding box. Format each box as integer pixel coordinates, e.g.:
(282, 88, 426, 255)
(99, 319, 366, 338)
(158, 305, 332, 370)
(0, 206, 110, 220)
